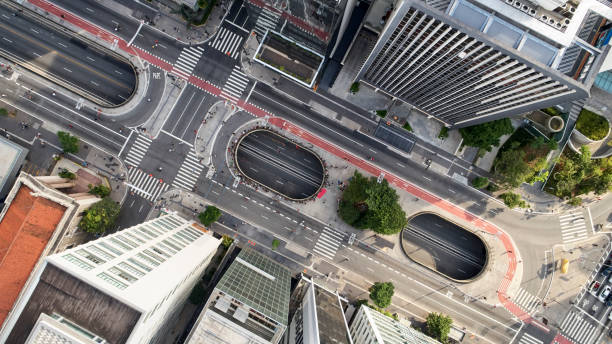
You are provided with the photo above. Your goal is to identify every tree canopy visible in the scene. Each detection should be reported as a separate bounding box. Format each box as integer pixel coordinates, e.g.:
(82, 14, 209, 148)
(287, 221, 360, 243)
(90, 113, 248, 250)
(369, 282, 394, 309)
(459, 118, 513, 151)
(471, 176, 489, 189)
(198, 205, 221, 226)
(426, 312, 453, 342)
(338, 172, 407, 235)
(89, 184, 111, 198)
(57, 131, 79, 154)
(79, 197, 120, 234)
(547, 146, 612, 198)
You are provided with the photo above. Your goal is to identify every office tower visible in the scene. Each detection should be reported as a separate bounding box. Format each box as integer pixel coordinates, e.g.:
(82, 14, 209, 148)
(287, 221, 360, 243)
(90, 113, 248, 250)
(350, 305, 439, 344)
(185, 249, 291, 344)
(285, 276, 352, 344)
(355, 0, 611, 128)
(0, 213, 221, 344)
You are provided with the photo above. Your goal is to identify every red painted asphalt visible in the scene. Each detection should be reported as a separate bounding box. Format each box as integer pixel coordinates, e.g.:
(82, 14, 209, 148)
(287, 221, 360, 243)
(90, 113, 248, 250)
(25, 1, 563, 341)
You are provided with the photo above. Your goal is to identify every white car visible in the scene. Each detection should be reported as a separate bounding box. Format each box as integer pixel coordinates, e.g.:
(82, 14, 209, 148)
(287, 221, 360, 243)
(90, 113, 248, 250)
(599, 285, 612, 303)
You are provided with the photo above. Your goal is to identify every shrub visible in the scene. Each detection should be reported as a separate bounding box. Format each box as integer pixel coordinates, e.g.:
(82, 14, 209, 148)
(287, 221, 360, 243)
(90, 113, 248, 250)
(459, 118, 514, 151)
(403, 122, 413, 132)
(88, 184, 111, 198)
(0, 108, 8, 116)
(568, 197, 582, 206)
(221, 235, 234, 249)
(58, 169, 76, 180)
(57, 131, 79, 154)
(198, 206, 221, 226)
(486, 183, 500, 192)
(78, 197, 120, 234)
(575, 109, 609, 140)
(541, 107, 561, 116)
(426, 312, 452, 342)
(500, 192, 528, 208)
(438, 127, 449, 140)
(376, 110, 387, 118)
(272, 239, 280, 250)
(471, 176, 489, 189)
(350, 82, 360, 94)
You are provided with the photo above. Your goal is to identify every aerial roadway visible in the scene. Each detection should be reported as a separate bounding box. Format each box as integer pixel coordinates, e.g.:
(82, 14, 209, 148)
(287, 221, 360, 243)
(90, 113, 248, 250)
(0, 1, 136, 106)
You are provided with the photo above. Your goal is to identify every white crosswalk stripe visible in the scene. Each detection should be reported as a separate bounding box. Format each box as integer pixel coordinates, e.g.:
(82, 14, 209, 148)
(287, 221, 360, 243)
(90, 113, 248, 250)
(513, 288, 540, 315)
(312, 227, 345, 260)
(560, 310, 598, 344)
(559, 211, 589, 244)
(124, 135, 151, 167)
(171, 46, 204, 79)
(221, 66, 249, 103)
(518, 332, 543, 344)
(209, 27, 243, 59)
(172, 148, 204, 191)
(127, 167, 169, 202)
(254, 8, 281, 37)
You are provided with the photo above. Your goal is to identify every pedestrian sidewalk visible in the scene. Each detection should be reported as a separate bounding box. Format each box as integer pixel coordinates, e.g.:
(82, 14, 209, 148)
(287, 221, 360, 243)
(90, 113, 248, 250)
(193, 100, 233, 165)
(138, 78, 187, 139)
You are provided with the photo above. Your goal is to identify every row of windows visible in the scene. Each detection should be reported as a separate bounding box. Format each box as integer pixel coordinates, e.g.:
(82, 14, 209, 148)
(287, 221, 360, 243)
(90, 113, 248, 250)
(62, 254, 94, 271)
(97, 272, 128, 290)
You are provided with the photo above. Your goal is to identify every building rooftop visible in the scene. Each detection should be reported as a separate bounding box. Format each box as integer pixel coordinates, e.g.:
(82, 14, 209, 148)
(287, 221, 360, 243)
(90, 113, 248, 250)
(215, 249, 291, 326)
(0, 185, 67, 326)
(313, 284, 350, 344)
(46, 214, 221, 312)
(0, 136, 28, 201)
(360, 305, 440, 344)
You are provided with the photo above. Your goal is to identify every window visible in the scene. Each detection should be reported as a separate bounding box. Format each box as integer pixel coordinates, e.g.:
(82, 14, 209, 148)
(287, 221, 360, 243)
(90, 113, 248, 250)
(108, 267, 138, 283)
(172, 233, 190, 245)
(116, 235, 138, 248)
(128, 257, 153, 272)
(63, 254, 94, 271)
(118, 262, 145, 277)
(165, 237, 185, 250)
(135, 228, 153, 240)
(143, 249, 165, 263)
(110, 237, 133, 251)
(75, 249, 105, 265)
(158, 241, 177, 254)
(97, 272, 128, 289)
(99, 242, 123, 256)
(124, 232, 145, 244)
(136, 253, 160, 267)
(87, 245, 115, 260)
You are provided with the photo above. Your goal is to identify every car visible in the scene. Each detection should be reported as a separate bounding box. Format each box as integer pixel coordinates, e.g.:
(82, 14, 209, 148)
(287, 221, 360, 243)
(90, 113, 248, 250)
(599, 285, 612, 302)
(604, 268, 612, 277)
(591, 281, 602, 294)
(609, 310, 612, 322)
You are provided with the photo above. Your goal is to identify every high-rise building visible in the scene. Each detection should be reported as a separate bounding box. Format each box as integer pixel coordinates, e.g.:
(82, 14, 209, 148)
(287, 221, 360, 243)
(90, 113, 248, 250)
(0, 213, 221, 344)
(185, 249, 291, 344)
(355, 0, 612, 128)
(285, 276, 352, 344)
(350, 305, 439, 344)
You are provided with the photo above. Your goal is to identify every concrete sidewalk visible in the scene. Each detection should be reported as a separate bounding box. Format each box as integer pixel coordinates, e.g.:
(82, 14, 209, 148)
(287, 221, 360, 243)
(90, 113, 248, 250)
(193, 100, 233, 165)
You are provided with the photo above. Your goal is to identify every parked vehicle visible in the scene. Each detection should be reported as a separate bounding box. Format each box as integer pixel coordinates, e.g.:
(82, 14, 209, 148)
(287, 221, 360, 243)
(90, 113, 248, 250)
(599, 285, 612, 302)
(591, 281, 602, 294)
(609, 310, 612, 322)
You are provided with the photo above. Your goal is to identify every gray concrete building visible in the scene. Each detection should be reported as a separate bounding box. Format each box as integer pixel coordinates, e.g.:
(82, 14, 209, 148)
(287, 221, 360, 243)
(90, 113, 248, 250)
(355, 0, 612, 128)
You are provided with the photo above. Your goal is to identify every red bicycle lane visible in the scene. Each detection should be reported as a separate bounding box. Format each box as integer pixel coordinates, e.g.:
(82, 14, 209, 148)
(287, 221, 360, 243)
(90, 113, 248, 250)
(23, 1, 562, 339)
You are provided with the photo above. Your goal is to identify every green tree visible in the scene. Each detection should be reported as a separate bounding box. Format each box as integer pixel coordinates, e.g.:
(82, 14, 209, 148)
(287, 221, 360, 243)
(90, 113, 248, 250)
(198, 205, 221, 226)
(272, 239, 280, 250)
(221, 235, 234, 249)
(500, 192, 528, 208)
(88, 184, 111, 198)
(494, 149, 531, 187)
(369, 282, 394, 309)
(58, 169, 76, 180)
(471, 176, 489, 189)
(78, 197, 120, 234)
(459, 118, 514, 151)
(0, 108, 8, 116)
(188, 283, 206, 304)
(438, 127, 449, 140)
(568, 197, 582, 206)
(426, 312, 453, 342)
(350, 82, 360, 94)
(338, 172, 407, 235)
(57, 131, 79, 154)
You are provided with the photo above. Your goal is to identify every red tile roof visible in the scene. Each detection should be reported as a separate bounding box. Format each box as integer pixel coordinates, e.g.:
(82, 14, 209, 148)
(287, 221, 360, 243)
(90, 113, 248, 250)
(0, 185, 67, 326)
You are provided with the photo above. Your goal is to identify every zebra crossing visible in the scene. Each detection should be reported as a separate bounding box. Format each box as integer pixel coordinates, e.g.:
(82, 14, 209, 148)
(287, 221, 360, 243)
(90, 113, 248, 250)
(513, 288, 540, 315)
(221, 66, 249, 103)
(172, 148, 204, 191)
(517, 332, 543, 344)
(559, 211, 589, 244)
(127, 167, 169, 202)
(208, 27, 243, 59)
(254, 7, 281, 37)
(124, 135, 152, 167)
(312, 227, 345, 260)
(171, 46, 204, 79)
(560, 310, 598, 344)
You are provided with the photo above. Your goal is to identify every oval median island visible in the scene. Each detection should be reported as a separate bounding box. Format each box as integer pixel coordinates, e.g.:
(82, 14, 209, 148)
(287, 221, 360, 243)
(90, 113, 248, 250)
(401, 212, 488, 281)
(234, 129, 325, 200)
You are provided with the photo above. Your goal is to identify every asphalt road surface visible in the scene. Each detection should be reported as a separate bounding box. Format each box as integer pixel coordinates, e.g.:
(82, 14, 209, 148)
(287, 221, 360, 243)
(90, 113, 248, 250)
(235, 129, 324, 199)
(402, 212, 487, 280)
(0, 2, 136, 106)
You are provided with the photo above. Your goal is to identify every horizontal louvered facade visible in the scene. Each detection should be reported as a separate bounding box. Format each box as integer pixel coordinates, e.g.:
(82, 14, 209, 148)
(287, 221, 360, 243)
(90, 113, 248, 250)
(356, 0, 590, 128)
